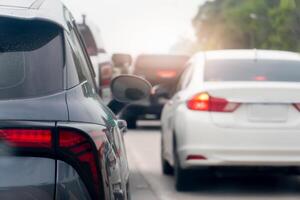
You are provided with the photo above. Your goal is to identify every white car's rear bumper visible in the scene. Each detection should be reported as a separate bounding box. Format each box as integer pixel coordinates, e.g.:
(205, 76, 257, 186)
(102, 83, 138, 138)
(179, 147, 300, 169)
(174, 106, 300, 169)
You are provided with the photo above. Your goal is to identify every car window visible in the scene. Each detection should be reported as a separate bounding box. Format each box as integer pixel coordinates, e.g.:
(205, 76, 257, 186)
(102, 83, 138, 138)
(205, 59, 300, 82)
(67, 28, 96, 88)
(181, 65, 193, 89)
(176, 64, 193, 92)
(0, 18, 64, 100)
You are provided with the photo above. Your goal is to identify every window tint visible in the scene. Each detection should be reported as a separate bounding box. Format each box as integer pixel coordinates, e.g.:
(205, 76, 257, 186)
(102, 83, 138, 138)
(0, 18, 64, 99)
(67, 29, 95, 87)
(176, 65, 193, 92)
(181, 65, 193, 89)
(65, 40, 84, 88)
(205, 59, 300, 82)
(66, 39, 87, 84)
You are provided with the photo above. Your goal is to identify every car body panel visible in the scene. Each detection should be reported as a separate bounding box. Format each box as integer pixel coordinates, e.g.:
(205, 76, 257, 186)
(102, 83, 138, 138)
(66, 82, 114, 126)
(0, 0, 70, 32)
(0, 92, 68, 121)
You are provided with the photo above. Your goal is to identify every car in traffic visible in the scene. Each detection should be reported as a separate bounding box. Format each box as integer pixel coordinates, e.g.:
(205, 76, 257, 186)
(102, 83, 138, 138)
(121, 54, 189, 129)
(77, 16, 114, 104)
(0, 1, 151, 199)
(112, 53, 133, 77)
(161, 50, 300, 191)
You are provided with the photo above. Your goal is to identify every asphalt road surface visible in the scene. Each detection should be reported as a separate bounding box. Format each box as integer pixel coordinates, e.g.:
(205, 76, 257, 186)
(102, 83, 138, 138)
(125, 121, 300, 200)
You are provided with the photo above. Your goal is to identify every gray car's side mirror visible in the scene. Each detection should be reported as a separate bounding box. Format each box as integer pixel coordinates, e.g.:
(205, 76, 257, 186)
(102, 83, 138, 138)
(108, 75, 152, 114)
(111, 75, 152, 103)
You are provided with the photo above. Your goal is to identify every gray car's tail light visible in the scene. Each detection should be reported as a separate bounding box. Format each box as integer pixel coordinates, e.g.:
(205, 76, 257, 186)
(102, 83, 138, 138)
(187, 92, 240, 112)
(58, 129, 103, 200)
(0, 129, 52, 148)
(0, 128, 104, 200)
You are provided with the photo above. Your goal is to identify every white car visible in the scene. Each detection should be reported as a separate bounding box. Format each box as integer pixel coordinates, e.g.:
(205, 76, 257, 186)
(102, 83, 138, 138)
(77, 16, 113, 104)
(161, 49, 300, 191)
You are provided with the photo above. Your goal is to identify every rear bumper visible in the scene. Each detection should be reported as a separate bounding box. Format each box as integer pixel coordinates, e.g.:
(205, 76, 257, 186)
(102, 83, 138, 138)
(179, 147, 300, 169)
(175, 106, 300, 169)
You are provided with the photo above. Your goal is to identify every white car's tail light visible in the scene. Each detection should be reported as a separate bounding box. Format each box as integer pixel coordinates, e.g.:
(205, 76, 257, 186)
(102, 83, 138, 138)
(294, 103, 300, 111)
(186, 155, 207, 160)
(187, 92, 240, 112)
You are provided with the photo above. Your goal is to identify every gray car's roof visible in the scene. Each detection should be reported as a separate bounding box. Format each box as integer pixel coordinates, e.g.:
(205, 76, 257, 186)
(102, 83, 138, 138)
(0, 0, 70, 31)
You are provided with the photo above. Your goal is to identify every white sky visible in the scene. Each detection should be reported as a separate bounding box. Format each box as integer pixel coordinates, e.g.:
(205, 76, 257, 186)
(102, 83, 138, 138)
(63, 0, 204, 54)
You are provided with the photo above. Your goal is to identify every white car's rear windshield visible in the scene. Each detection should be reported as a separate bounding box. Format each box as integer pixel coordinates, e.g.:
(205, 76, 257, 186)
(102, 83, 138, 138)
(204, 59, 300, 82)
(0, 18, 64, 99)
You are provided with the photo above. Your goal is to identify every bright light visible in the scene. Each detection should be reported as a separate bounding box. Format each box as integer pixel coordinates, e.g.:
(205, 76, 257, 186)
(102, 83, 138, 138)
(62, 0, 204, 54)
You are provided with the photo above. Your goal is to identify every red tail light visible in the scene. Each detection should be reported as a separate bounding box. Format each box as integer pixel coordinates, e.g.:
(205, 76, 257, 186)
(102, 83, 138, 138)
(99, 63, 113, 86)
(0, 129, 52, 148)
(58, 129, 101, 200)
(187, 155, 207, 160)
(294, 103, 300, 111)
(0, 127, 103, 199)
(157, 70, 177, 79)
(187, 92, 240, 112)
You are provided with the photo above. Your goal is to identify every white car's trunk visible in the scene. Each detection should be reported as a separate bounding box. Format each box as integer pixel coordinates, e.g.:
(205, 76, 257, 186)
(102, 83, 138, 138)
(204, 82, 300, 128)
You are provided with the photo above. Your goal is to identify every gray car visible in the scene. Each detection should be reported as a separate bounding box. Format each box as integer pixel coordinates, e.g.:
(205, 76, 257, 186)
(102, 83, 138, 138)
(0, 0, 151, 199)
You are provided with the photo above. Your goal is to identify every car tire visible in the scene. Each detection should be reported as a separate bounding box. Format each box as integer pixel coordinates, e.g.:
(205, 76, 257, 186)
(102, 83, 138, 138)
(126, 117, 137, 129)
(161, 139, 173, 175)
(173, 140, 189, 191)
(126, 181, 131, 200)
(174, 152, 190, 191)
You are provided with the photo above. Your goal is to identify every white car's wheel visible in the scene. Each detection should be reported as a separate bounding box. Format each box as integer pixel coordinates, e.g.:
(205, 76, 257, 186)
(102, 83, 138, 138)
(174, 140, 190, 191)
(161, 138, 173, 175)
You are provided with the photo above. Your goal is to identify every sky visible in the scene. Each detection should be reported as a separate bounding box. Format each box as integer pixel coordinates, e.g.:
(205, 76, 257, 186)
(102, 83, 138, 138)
(63, 0, 204, 55)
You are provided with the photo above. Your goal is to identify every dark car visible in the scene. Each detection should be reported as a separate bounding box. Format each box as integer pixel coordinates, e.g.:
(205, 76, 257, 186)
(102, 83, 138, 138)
(121, 54, 189, 129)
(0, 1, 151, 200)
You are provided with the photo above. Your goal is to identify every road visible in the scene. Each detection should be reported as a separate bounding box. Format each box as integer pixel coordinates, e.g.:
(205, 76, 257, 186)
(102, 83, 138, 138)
(125, 121, 300, 200)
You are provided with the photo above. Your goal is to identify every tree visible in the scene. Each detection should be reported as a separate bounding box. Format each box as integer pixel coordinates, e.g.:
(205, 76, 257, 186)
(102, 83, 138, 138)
(193, 0, 300, 52)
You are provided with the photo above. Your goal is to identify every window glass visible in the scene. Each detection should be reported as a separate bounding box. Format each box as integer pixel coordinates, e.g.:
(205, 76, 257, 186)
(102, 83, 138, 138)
(205, 59, 300, 82)
(67, 29, 95, 87)
(0, 18, 64, 99)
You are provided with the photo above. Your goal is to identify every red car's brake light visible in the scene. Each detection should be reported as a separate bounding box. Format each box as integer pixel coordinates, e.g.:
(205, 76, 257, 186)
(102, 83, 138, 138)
(156, 70, 177, 79)
(187, 92, 240, 112)
(0, 129, 52, 148)
(99, 63, 113, 86)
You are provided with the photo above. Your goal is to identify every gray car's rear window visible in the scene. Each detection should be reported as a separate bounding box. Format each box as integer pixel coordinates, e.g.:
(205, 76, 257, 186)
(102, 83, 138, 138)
(205, 59, 300, 82)
(0, 18, 64, 99)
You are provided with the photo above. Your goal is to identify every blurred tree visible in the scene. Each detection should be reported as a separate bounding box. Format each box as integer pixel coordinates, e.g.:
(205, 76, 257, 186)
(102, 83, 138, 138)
(192, 0, 300, 52)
